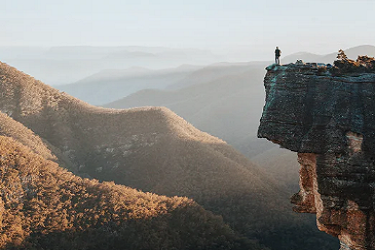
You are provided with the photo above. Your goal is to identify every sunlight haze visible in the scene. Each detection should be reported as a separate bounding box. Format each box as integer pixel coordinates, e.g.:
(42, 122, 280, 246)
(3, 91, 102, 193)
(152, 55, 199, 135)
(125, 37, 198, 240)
(2, 0, 374, 60)
(1, 0, 374, 249)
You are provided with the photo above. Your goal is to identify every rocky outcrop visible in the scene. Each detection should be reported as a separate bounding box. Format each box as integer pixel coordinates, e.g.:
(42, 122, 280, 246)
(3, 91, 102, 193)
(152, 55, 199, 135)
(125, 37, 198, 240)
(258, 62, 375, 250)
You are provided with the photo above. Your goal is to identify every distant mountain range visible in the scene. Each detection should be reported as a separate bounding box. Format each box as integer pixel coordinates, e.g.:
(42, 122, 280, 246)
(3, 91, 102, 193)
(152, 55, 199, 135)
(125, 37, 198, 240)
(2, 44, 373, 86)
(104, 63, 266, 146)
(0, 46, 223, 85)
(0, 61, 338, 249)
(57, 64, 202, 105)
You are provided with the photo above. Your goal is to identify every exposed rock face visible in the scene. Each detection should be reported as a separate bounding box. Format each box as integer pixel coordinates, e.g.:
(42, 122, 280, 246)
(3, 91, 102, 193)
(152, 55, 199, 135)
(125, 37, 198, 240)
(258, 63, 375, 250)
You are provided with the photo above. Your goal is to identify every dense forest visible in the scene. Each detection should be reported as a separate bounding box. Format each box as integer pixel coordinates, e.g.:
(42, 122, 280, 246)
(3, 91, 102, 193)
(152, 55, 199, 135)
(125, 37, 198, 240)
(0, 135, 262, 250)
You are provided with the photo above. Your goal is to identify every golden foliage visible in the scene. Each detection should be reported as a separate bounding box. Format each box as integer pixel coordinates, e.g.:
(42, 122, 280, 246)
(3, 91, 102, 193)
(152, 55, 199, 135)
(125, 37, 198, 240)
(333, 50, 375, 73)
(0, 136, 260, 250)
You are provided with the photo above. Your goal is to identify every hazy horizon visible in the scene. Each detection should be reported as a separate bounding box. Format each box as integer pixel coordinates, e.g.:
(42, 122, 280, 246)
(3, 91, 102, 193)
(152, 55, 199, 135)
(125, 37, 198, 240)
(1, 1, 371, 249)
(3, 0, 375, 61)
(0, 44, 373, 63)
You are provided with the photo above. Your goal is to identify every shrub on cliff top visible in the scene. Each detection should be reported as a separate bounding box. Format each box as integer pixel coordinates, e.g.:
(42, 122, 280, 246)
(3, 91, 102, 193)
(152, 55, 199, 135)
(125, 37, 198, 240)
(332, 49, 375, 74)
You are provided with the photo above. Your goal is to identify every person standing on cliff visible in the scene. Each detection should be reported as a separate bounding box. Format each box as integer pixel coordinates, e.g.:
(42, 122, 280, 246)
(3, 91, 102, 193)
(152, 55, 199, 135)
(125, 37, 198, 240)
(275, 47, 281, 65)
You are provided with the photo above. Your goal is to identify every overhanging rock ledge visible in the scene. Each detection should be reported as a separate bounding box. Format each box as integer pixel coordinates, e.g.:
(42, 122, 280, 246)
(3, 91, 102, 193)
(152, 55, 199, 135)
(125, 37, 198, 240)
(258, 62, 375, 250)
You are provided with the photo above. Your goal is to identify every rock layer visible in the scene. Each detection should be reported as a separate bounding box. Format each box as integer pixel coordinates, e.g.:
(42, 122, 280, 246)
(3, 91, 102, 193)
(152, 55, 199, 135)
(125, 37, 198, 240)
(258, 63, 375, 250)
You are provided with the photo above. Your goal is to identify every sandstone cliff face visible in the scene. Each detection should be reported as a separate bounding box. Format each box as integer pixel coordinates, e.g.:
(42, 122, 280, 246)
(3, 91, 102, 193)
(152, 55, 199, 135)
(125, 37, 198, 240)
(258, 63, 375, 250)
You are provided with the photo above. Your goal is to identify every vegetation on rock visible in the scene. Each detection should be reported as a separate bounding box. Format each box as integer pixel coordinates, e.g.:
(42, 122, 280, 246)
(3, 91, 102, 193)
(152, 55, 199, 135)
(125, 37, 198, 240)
(332, 49, 375, 74)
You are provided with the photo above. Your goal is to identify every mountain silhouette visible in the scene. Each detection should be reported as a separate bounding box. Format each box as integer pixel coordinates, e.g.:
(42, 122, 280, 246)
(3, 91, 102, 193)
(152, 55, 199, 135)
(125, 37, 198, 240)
(57, 65, 201, 105)
(3, 46, 222, 85)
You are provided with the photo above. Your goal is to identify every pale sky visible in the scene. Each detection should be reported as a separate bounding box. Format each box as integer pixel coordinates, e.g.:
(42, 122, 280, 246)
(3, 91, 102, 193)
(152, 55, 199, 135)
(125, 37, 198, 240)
(2, 0, 375, 60)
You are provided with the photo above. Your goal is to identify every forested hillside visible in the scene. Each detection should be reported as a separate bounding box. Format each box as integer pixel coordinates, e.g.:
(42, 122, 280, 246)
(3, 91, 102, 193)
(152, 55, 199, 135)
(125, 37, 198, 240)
(0, 134, 260, 250)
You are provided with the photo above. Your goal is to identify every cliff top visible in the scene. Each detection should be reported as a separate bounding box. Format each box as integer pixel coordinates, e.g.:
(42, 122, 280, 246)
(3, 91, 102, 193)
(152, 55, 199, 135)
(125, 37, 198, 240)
(258, 61, 375, 154)
(267, 53, 375, 77)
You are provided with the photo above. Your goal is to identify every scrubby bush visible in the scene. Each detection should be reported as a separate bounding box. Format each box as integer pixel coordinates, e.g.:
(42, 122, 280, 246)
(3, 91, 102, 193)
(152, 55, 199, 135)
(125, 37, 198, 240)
(317, 66, 328, 74)
(331, 49, 375, 74)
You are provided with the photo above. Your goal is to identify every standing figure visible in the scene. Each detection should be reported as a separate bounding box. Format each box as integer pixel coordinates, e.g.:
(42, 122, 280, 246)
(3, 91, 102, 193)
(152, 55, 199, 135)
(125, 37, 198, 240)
(275, 47, 281, 65)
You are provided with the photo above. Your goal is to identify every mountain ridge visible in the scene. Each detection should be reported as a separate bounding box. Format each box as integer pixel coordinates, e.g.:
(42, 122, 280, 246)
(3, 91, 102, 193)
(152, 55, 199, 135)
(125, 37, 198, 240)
(0, 134, 258, 250)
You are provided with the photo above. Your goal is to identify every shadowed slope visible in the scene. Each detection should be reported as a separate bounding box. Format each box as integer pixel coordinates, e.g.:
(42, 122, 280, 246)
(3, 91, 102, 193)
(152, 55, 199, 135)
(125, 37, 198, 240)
(251, 147, 300, 193)
(105, 64, 266, 147)
(0, 112, 55, 161)
(0, 135, 258, 250)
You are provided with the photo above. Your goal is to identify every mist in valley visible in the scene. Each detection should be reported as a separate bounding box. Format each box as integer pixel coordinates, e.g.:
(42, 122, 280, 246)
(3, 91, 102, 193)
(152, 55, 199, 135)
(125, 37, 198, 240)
(3, 43, 375, 249)
(2, 0, 374, 249)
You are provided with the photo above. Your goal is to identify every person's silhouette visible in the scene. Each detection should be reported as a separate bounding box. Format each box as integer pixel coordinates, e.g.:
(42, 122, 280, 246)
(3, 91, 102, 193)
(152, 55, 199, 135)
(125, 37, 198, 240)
(275, 47, 281, 65)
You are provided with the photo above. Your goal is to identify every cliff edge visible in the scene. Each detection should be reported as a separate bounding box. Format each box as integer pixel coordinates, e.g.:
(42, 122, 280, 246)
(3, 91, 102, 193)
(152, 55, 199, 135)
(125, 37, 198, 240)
(258, 62, 375, 250)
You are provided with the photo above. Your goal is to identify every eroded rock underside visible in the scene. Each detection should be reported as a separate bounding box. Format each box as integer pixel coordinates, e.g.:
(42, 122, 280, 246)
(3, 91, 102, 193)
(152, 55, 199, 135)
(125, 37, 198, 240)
(258, 63, 375, 250)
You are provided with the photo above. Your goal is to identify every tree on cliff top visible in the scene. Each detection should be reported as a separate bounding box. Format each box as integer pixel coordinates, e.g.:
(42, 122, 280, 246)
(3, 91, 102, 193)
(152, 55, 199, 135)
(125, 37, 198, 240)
(333, 49, 375, 73)
(357, 55, 375, 69)
(337, 49, 348, 61)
